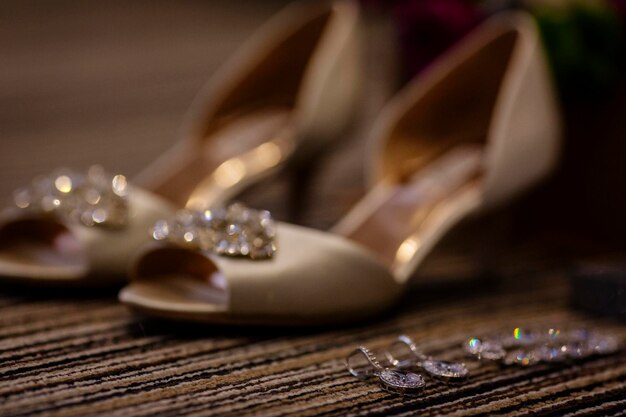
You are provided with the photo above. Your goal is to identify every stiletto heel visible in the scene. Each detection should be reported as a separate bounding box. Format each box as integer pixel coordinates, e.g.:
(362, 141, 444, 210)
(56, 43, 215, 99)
(120, 11, 561, 324)
(0, 0, 362, 286)
(285, 144, 329, 224)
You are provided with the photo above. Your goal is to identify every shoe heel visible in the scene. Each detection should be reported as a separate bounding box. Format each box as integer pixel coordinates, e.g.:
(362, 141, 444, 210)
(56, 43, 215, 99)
(286, 145, 327, 224)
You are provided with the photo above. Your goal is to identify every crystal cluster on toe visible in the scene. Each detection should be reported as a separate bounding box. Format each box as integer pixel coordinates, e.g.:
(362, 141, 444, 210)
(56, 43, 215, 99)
(151, 203, 276, 260)
(464, 327, 621, 367)
(11, 165, 129, 228)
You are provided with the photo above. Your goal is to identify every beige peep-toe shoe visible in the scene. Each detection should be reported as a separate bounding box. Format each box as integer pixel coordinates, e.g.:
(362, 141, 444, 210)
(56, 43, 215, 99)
(0, 0, 361, 286)
(120, 11, 561, 324)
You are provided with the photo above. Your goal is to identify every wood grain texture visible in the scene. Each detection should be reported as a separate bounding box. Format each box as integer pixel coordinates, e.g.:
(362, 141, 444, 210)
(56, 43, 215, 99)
(0, 1, 625, 416)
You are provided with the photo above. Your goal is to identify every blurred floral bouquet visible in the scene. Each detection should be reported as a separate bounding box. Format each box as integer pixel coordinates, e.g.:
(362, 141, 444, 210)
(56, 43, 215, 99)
(362, 0, 625, 99)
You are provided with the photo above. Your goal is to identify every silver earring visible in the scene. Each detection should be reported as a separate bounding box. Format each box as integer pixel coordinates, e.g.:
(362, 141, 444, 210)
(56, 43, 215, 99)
(345, 346, 426, 395)
(386, 335, 469, 380)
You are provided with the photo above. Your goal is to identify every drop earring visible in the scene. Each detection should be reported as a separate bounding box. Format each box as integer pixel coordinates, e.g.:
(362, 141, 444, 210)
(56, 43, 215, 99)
(386, 335, 469, 380)
(346, 346, 426, 395)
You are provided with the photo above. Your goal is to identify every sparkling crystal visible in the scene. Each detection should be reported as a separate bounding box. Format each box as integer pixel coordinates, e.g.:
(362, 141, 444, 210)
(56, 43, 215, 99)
(504, 349, 538, 366)
(546, 328, 562, 341)
(464, 338, 482, 355)
(153, 203, 276, 259)
(205, 207, 226, 223)
(13, 188, 32, 209)
(378, 369, 425, 392)
(92, 208, 107, 224)
(467, 327, 621, 367)
(421, 359, 468, 379)
(54, 175, 73, 193)
(226, 223, 241, 235)
(111, 174, 128, 196)
(83, 188, 101, 205)
(561, 342, 591, 359)
(12, 166, 129, 229)
(215, 239, 229, 254)
(509, 327, 537, 346)
(81, 210, 95, 226)
(226, 242, 239, 255)
(227, 202, 246, 218)
(567, 328, 590, 343)
(536, 345, 567, 362)
(183, 231, 196, 243)
(588, 334, 620, 355)
(152, 220, 170, 240)
(464, 338, 505, 361)
(176, 209, 196, 226)
(41, 196, 61, 212)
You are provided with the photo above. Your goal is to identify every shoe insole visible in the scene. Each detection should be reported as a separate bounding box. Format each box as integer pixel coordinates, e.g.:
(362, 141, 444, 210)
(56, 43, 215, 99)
(0, 219, 87, 281)
(143, 107, 294, 208)
(334, 144, 484, 280)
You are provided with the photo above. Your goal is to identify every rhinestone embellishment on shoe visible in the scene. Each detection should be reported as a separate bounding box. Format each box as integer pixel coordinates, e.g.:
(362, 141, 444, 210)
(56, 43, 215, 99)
(152, 203, 276, 260)
(11, 165, 129, 228)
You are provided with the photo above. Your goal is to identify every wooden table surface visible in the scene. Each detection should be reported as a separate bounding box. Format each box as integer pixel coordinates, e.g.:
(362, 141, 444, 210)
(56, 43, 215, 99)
(1, 1, 625, 416)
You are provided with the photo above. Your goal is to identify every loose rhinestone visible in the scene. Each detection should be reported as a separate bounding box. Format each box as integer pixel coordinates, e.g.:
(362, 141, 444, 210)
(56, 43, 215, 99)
(480, 341, 507, 360)
(588, 334, 620, 355)
(562, 342, 592, 359)
(464, 338, 505, 361)
(509, 327, 537, 346)
(464, 338, 482, 355)
(421, 360, 468, 379)
(536, 345, 567, 362)
(504, 349, 538, 366)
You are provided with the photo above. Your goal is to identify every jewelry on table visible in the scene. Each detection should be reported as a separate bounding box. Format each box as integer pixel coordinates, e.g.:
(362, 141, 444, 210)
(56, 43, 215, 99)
(347, 328, 620, 395)
(345, 346, 426, 395)
(386, 335, 469, 380)
(464, 327, 621, 366)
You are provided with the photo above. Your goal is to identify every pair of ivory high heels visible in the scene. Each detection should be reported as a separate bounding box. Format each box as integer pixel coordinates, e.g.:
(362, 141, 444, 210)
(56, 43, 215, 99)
(0, 1, 561, 325)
